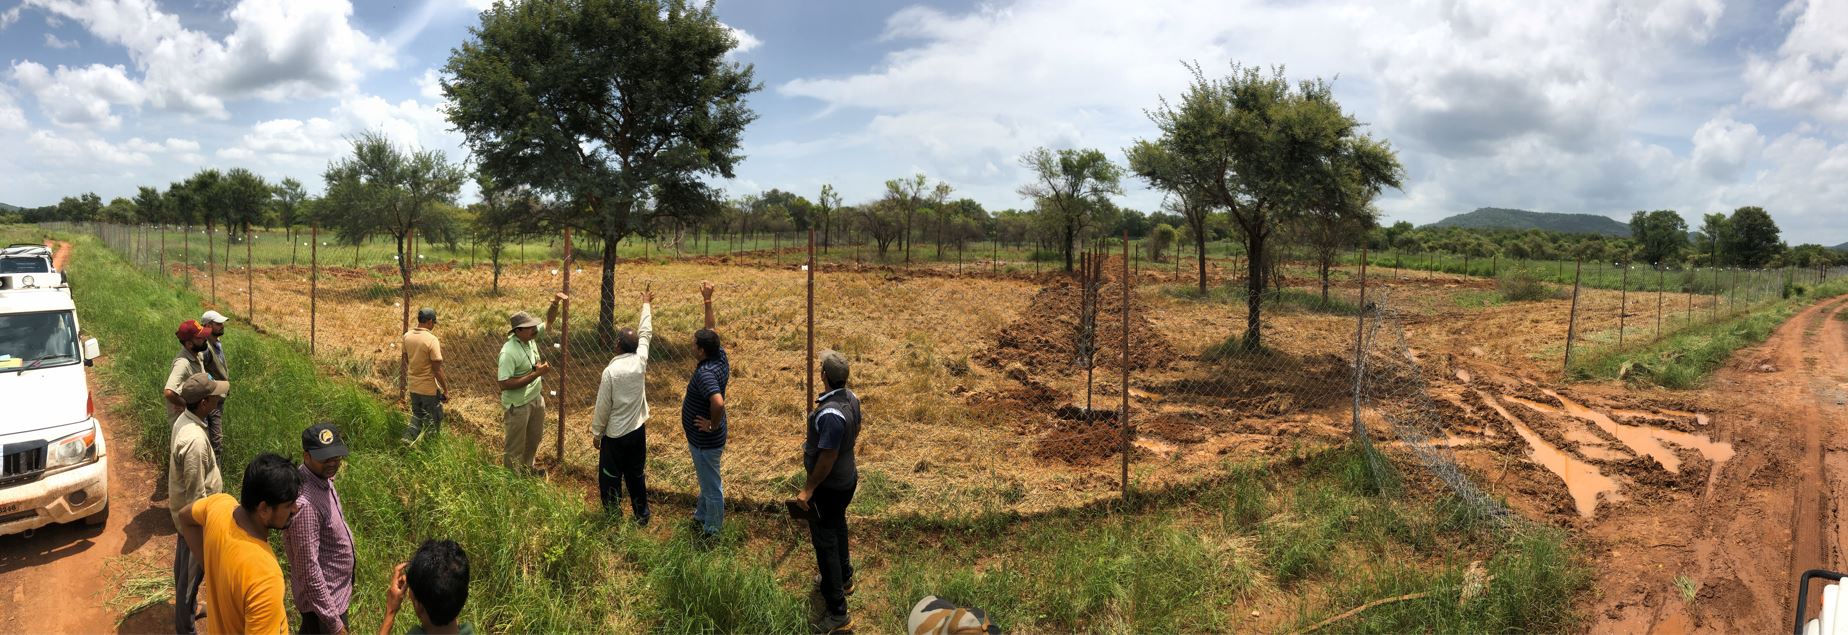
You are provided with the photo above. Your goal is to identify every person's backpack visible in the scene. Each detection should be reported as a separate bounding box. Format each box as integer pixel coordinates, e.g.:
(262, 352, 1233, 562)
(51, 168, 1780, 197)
(907, 596, 1001, 635)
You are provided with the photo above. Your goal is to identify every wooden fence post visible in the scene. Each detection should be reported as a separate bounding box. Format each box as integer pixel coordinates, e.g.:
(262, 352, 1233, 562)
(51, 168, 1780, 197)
(1564, 259, 1583, 377)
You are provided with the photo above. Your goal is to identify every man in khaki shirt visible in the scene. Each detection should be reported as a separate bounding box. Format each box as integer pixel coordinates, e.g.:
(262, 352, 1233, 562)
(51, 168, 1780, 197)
(169, 372, 227, 635)
(403, 307, 449, 443)
(163, 320, 210, 418)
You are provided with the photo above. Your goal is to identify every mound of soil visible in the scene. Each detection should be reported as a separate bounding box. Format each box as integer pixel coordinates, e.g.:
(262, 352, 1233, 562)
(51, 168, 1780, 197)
(1032, 410, 1134, 465)
(979, 278, 1176, 376)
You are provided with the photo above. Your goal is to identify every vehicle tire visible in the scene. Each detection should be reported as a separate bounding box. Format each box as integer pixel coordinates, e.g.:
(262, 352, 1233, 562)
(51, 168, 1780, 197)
(84, 504, 107, 526)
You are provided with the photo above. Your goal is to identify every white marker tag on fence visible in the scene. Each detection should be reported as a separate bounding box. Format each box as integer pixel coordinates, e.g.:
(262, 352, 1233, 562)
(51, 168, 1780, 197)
(551, 269, 559, 275)
(801, 265, 809, 271)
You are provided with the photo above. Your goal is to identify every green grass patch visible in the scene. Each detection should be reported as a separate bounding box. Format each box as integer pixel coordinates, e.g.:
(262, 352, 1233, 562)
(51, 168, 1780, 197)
(1573, 280, 1848, 387)
(1168, 283, 1359, 316)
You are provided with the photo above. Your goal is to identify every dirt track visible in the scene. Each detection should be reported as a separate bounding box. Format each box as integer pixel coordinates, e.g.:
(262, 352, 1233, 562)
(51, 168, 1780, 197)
(1584, 295, 1848, 633)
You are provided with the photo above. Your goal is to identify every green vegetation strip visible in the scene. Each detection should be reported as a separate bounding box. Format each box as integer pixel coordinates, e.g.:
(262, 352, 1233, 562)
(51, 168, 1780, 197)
(1573, 279, 1848, 388)
(29, 227, 1592, 633)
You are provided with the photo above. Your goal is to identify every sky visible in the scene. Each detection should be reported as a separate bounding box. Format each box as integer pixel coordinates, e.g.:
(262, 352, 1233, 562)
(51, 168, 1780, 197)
(0, 0, 1844, 245)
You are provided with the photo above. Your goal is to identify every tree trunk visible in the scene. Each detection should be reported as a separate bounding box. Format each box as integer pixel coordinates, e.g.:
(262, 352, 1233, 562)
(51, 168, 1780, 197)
(1063, 223, 1076, 273)
(598, 234, 621, 342)
(1196, 232, 1208, 295)
(1244, 229, 1266, 351)
(290, 226, 298, 266)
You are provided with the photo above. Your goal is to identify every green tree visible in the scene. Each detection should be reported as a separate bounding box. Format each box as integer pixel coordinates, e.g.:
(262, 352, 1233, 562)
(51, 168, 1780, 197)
(444, 0, 759, 339)
(273, 177, 307, 265)
(816, 184, 841, 252)
(859, 194, 907, 259)
(1628, 209, 1688, 266)
(101, 197, 137, 223)
(1019, 146, 1124, 272)
(1723, 206, 1782, 268)
(133, 186, 165, 227)
(1149, 223, 1177, 261)
(1143, 63, 1401, 350)
(322, 131, 465, 293)
(472, 175, 540, 294)
(1695, 213, 1729, 266)
(1128, 136, 1217, 292)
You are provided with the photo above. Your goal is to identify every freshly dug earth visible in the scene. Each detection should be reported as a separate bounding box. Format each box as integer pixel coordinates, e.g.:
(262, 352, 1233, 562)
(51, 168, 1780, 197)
(978, 275, 1176, 376)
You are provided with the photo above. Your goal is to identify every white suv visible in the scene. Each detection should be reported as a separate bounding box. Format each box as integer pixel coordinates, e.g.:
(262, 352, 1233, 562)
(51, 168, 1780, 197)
(0, 269, 107, 534)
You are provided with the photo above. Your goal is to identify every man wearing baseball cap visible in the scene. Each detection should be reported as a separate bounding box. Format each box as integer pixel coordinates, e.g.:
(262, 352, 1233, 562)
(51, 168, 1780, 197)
(286, 423, 355, 635)
(169, 372, 226, 635)
(795, 350, 863, 634)
(199, 310, 231, 456)
(162, 321, 210, 419)
(496, 293, 567, 474)
(403, 307, 449, 443)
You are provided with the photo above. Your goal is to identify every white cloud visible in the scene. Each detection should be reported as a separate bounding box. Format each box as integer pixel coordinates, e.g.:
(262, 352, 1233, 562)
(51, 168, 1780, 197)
(0, 87, 25, 131)
(1689, 115, 1764, 180)
(43, 32, 77, 48)
(1744, 0, 1848, 122)
(217, 92, 466, 188)
(0, 5, 20, 29)
(725, 24, 760, 54)
(25, 130, 152, 167)
(417, 68, 445, 101)
(20, 0, 395, 118)
(10, 61, 145, 129)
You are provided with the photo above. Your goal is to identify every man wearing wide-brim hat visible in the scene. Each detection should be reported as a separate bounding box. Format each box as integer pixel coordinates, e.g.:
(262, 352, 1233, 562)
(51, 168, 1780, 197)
(496, 293, 567, 475)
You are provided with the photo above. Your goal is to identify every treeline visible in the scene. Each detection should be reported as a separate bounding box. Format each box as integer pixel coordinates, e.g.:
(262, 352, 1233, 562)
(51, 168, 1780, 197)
(1371, 206, 1844, 271)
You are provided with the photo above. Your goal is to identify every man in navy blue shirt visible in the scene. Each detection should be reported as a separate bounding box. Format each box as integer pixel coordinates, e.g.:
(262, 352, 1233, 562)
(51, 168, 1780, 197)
(796, 350, 861, 634)
(682, 281, 729, 539)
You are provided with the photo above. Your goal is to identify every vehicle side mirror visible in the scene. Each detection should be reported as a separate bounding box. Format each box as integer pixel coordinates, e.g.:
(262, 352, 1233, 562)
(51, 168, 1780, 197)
(83, 337, 100, 364)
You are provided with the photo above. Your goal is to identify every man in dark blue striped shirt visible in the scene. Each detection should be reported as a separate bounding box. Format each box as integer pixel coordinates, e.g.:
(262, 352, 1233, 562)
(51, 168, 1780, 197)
(682, 281, 729, 539)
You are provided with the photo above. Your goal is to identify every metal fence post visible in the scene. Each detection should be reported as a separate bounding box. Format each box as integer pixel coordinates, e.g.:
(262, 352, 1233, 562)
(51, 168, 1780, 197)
(1564, 259, 1583, 377)
(400, 227, 413, 405)
(807, 228, 815, 409)
(1120, 231, 1130, 499)
(311, 222, 318, 356)
(1619, 263, 1628, 348)
(1352, 245, 1369, 439)
(246, 226, 254, 323)
(1655, 265, 1663, 341)
(555, 227, 573, 465)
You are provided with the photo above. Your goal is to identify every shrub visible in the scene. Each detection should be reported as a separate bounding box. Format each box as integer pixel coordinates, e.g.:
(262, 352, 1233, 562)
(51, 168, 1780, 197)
(1497, 267, 1555, 302)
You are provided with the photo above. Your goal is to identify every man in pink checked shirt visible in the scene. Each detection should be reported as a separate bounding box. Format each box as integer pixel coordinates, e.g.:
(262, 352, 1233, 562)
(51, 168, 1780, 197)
(285, 422, 355, 635)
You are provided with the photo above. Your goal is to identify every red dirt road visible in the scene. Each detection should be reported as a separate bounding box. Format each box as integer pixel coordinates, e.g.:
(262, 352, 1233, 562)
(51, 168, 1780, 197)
(1587, 295, 1848, 633)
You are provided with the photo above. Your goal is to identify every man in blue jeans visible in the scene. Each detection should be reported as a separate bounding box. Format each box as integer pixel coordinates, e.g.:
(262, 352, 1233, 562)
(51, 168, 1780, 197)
(682, 281, 729, 540)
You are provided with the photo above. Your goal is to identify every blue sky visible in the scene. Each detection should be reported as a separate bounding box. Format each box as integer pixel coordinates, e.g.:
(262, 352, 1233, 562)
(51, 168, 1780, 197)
(2, 0, 1845, 245)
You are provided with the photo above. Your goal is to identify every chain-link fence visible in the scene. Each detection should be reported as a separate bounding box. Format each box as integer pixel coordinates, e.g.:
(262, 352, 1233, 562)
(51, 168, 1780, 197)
(69, 221, 1530, 522)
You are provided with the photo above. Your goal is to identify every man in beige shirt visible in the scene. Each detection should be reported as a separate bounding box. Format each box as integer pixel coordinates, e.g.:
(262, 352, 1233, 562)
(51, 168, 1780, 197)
(163, 320, 210, 419)
(591, 286, 653, 524)
(403, 307, 449, 443)
(169, 372, 227, 635)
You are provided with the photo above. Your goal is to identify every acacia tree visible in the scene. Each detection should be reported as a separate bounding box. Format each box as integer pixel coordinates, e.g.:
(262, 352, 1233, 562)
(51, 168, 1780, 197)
(883, 173, 939, 264)
(444, 0, 758, 340)
(273, 178, 307, 265)
(816, 184, 840, 252)
(859, 195, 906, 258)
(1019, 147, 1123, 272)
(1127, 139, 1215, 292)
(322, 132, 465, 298)
(1628, 209, 1687, 266)
(221, 168, 270, 255)
(472, 175, 539, 294)
(1144, 63, 1401, 351)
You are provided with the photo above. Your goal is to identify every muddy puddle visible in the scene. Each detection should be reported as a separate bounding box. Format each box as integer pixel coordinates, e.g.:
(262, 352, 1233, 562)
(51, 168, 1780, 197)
(1476, 390, 1623, 518)
(1544, 390, 1733, 473)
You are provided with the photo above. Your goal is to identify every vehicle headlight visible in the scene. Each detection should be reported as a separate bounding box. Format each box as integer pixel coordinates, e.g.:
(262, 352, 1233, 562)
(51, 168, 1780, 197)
(47, 426, 97, 469)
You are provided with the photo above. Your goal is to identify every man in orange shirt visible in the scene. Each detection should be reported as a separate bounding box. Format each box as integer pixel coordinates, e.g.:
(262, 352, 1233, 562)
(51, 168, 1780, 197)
(176, 453, 301, 634)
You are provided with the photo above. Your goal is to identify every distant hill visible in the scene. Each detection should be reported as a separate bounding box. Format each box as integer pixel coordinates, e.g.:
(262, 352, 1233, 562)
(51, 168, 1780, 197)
(0, 202, 20, 213)
(1424, 207, 1631, 237)
(1834, 242, 1848, 252)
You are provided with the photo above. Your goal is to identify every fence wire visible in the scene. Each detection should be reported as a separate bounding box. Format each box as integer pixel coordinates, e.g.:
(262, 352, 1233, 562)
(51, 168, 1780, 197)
(69, 221, 1517, 522)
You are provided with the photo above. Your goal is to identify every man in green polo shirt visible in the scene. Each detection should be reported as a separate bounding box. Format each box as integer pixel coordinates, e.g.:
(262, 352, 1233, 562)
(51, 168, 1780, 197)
(497, 293, 566, 474)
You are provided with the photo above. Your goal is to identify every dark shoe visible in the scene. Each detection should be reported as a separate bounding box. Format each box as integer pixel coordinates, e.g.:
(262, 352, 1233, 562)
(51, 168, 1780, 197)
(813, 574, 855, 596)
(812, 612, 853, 634)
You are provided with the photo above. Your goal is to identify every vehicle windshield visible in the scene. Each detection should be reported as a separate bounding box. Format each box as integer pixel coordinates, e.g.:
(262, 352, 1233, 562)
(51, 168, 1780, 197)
(0, 310, 79, 372)
(0, 257, 51, 273)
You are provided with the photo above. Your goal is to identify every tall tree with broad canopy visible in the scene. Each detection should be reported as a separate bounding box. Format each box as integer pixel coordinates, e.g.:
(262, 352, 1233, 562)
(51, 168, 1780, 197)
(1142, 62, 1402, 351)
(443, 0, 759, 340)
(1722, 206, 1782, 268)
(1628, 209, 1688, 266)
(1018, 147, 1124, 272)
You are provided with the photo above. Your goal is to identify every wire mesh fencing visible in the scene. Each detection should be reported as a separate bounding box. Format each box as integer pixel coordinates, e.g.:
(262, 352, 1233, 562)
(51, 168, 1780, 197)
(68, 221, 1518, 522)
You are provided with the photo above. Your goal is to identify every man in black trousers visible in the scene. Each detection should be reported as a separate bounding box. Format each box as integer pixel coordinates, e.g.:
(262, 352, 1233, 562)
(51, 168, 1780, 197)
(794, 350, 862, 634)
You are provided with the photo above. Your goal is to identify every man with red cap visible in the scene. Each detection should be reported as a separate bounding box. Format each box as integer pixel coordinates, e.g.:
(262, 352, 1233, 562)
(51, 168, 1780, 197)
(163, 320, 210, 419)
